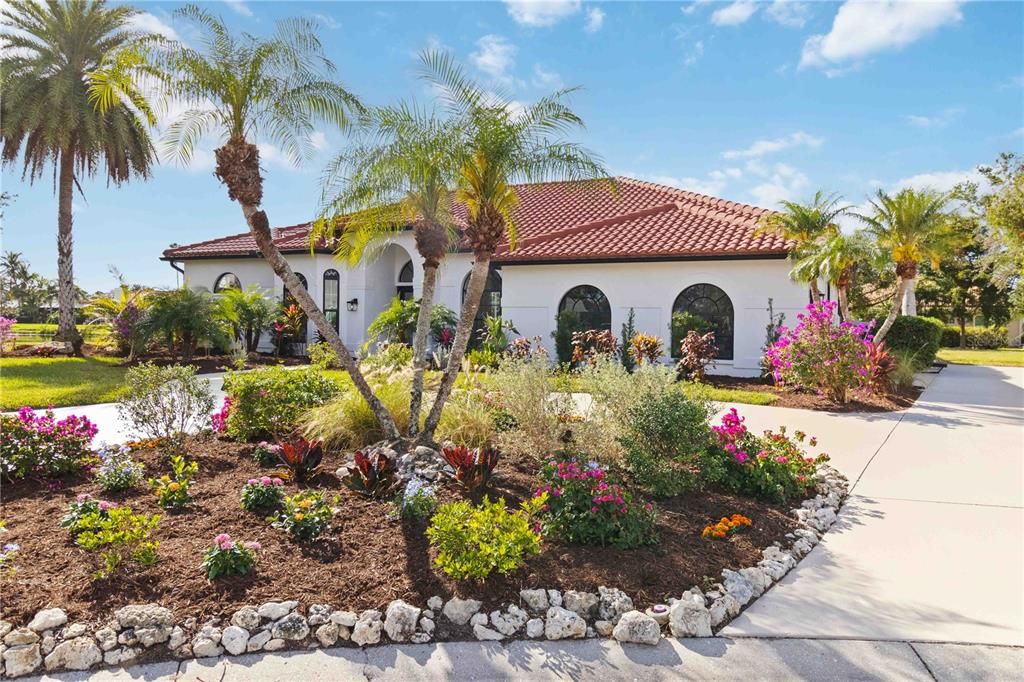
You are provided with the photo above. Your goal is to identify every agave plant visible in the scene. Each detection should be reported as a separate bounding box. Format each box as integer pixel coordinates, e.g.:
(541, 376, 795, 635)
(342, 449, 398, 498)
(440, 445, 499, 492)
(277, 438, 324, 483)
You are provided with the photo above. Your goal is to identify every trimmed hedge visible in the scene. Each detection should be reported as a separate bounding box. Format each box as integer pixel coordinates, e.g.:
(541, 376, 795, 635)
(941, 325, 1007, 349)
(874, 315, 944, 369)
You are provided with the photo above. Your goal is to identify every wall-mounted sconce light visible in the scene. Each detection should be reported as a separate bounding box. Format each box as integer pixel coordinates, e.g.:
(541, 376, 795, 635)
(346, 298, 359, 312)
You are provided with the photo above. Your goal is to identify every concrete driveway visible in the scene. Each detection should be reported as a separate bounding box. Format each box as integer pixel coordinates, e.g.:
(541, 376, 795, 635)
(723, 364, 1024, 646)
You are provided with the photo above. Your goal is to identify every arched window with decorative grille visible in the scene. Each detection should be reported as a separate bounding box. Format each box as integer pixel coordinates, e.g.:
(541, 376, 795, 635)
(558, 285, 611, 332)
(672, 283, 734, 360)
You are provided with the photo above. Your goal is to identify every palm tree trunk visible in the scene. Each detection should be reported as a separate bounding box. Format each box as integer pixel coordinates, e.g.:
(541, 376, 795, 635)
(418, 253, 491, 444)
(809, 279, 822, 305)
(408, 260, 439, 437)
(873, 277, 909, 343)
(901, 277, 917, 316)
(837, 286, 851, 322)
(55, 150, 83, 355)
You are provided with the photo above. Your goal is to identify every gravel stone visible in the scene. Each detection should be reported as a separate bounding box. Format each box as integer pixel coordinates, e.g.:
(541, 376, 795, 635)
(271, 614, 309, 641)
(612, 611, 661, 645)
(231, 607, 261, 631)
(221, 626, 249, 656)
(544, 606, 586, 640)
(443, 598, 482, 625)
(43, 637, 101, 671)
(28, 609, 67, 633)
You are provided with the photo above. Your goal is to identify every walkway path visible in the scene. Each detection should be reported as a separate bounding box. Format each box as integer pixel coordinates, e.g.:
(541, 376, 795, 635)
(25, 364, 1024, 680)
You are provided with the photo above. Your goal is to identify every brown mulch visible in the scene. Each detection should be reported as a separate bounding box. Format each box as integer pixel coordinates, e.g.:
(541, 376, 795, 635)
(706, 375, 922, 412)
(0, 440, 797, 626)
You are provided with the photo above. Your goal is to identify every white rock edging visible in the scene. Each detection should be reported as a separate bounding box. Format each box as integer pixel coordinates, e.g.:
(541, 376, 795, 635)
(0, 464, 846, 677)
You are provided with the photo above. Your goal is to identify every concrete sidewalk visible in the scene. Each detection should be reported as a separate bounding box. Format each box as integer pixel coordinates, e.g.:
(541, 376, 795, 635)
(30, 638, 1024, 681)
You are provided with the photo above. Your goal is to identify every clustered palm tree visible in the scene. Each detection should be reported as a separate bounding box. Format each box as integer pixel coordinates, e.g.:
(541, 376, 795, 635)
(1, 0, 160, 354)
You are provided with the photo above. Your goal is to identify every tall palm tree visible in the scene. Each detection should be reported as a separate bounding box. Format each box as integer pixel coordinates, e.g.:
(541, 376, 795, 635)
(1, 0, 160, 354)
(757, 191, 851, 304)
(315, 103, 465, 436)
(161, 5, 401, 439)
(859, 188, 954, 342)
(416, 50, 609, 444)
(791, 229, 875, 321)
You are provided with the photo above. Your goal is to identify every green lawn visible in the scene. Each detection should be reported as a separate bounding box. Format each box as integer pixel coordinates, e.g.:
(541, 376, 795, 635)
(0, 356, 128, 410)
(937, 348, 1024, 367)
(680, 381, 779, 406)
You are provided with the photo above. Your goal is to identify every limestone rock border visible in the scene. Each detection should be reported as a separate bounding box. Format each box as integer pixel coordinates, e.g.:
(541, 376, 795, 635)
(0, 464, 848, 678)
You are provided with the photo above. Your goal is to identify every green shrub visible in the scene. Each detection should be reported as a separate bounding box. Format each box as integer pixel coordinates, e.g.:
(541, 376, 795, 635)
(60, 494, 115, 535)
(876, 315, 943, 369)
(426, 496, 544, 581)
(537, 456, 658, 548)
(201, 534, 258, 579)
(670, 311, 711, 357)
(362, 342, 414, 372)
(367, 297, 457, 345)
(552, 310, 585, 365)
(271, 490, 335, 541)
(393, 477, 437, 521)
(73, 506, 160, 579)
(307, 341, 341, 369)
(117, 363, 215, 449)
(940, 325, 1007, 349)
(466, 347, 501, 369)
(149, 455, 198, 510)
(140, 286, 231, 360)
(618, 390, 714, 497)
(223, 366, 340, 440)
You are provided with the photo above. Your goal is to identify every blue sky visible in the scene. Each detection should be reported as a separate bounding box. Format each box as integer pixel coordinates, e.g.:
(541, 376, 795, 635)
(2, 0, 1022, 291)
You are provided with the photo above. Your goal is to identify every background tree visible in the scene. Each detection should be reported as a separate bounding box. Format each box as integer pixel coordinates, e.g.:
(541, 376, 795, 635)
(859, 188, 956, 342)
(0, 251, 59, 322)
(1, 0, 160, 354)
(85, 269, 152, 358)
(161, 5, 401, 438)
(217, 285, 276, 353)
(141, 287, 228, 362)
(417, 50, 609, 443)
(757, 191, 850, 304)
(315, 103, 464, 435)
(791, 229, 874, 321)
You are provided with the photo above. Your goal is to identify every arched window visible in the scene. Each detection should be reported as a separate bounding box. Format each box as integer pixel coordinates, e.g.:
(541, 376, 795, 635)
(323, 269, 340, 333)
(282, 273, 309, 342)
(397, 260, 414, 300)
(558, 285, 611, 332)
(672, 283, 734, 360)
(213, 272, 241, 293)
(462, 267, 502, 349)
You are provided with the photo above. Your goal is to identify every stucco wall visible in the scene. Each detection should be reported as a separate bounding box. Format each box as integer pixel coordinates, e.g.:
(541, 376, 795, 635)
(499, 258, 809, 376)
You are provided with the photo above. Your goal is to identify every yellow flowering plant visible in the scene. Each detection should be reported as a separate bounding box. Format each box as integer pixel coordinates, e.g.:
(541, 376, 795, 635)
(270, 490, 335, 541)
(149, 455, 199, 510)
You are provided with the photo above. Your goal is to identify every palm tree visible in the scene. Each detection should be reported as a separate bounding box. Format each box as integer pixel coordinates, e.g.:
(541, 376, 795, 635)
(859, 188, 955, 342)
(161, 5, 401, 438)
(85, 273, 152, 359)
(315, 103, 465, 436)
(416, 50, 609, 444)
(791, 229, 875, 321)
(1, 0, 160, 354)
(757, 191, 851, 304)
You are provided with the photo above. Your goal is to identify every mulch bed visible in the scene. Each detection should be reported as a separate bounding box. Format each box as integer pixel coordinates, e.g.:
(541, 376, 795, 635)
(706, 375, 922, 412)
(0, 440, 798, 626)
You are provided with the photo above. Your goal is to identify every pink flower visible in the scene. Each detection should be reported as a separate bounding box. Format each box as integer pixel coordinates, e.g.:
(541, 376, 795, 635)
(244, 541, 261, 551)
(98, 501, 114, 512)
(272, 478, 284, 486)
(260, 476, 272, 485)
(214, 533, 234, 550)
(247, 478, 259, 485)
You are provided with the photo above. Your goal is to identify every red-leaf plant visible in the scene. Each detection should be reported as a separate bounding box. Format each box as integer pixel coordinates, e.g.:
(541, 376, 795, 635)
(277, 438, 324, 483)
(440, 445, 500, 492)
(341, 449, 398, 498)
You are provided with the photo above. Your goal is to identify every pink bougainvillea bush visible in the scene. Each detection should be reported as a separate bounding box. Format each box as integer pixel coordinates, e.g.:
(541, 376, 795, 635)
(706, 407, 829, 503)
(763, 300, 875, 403)
(0, 407, 98, 479)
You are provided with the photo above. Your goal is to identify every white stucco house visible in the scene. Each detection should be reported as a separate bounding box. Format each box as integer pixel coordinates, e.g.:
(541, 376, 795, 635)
(162, 177, 808, 376)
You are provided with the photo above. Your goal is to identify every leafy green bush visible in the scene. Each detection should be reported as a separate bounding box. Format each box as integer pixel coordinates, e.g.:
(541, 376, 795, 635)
(670, 311, 711, 357)
(217, 286, 275, 353)
(223, 366, 340, 440)
(367, 297, 457, 345)
(271, 490, 335, 541)
(426, 496, 544, 581)
(73, 506, 160, 579)
(940, 325, 1007, 349)
(60, 494, 115, 535)
(307, 340, 341, 369)
(537, 456, 658, 548)
(362, 342, 414, 372)
(140, 287, 230, 360)
(149, 455, 198, 510)
(201, 533, 258, 579)
(618, 389, 714, 497)
(466, 347, 501, 369)
(552, 310, 584, 365)
(240, 476, 285, 511)
(117, 363, 215, 449)
(876, 315, 944, 369)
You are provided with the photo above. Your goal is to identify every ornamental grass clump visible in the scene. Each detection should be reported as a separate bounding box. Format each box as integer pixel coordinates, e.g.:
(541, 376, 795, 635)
(426, 495, 545, 581)
(707, 408, 829, 503)
(536, 456, 658, 549)
(1, 407, 97, 480)
(150, 455, 199, 510)
(764, 300, 874, 403)
(271, 490, 334, 541)
(201, 533, 259, 579)
(240, 476, 285, 511)
(94, 445, 145, 493)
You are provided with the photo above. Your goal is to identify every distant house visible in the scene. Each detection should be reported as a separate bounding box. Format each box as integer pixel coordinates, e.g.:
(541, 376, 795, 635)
(162, 177, 806, 376)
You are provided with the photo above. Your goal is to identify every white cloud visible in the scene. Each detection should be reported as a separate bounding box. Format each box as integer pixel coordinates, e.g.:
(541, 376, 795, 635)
(503, 0, 581, 27)
(684, 40, 704, 66)
(584, 7, 605, 33)
(310, 131, 328, 152)
(904, 107, 963, 128)
(223, 1, 253, 18)
(891, 168, 982, 194)
(532, 64, 563, 89)
(680, 0, 712, 16)
(711, 1, 758, 26)
(311, 12, 341, 30)
(471, 35, 518, 86)
(800, 0, 963, 71)
(128, 12, 179, 41)
(749, 163, 810, 207)
(644, 173, 729, 197)
(722, 131, 823, 159)
(766, 1, 810, 28)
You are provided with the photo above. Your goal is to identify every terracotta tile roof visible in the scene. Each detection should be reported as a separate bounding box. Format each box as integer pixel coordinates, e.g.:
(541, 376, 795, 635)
(162, 177, 789, 262)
